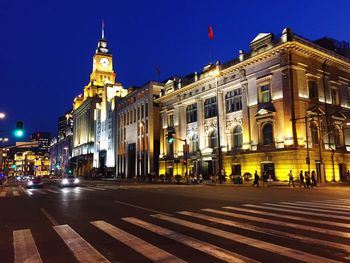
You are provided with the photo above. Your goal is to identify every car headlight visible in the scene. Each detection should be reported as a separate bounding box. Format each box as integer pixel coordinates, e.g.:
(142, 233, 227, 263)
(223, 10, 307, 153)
(28, 181, 33, 186)
(74, 178, 79, 184)
(62, 179, 68, 185)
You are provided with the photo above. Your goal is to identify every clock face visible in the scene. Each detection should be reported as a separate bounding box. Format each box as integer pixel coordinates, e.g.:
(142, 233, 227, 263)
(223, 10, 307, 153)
(100, 57, 110, 68)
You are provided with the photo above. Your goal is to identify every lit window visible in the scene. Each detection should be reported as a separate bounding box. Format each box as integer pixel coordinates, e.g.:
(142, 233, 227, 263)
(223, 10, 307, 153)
(204, 97, 217, 118)
(186, 103, 197, 123)
(331, 88, 340, 105)
(209, 129, 218, 148)
(259, 85, 271, 103)
(232, 126, 243, 149)
(190, 134, 199, 152)
(226, 89, 242, 113)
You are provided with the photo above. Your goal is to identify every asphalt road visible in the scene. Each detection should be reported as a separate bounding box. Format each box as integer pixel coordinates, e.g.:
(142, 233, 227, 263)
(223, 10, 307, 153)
(1, 179, 350, 263)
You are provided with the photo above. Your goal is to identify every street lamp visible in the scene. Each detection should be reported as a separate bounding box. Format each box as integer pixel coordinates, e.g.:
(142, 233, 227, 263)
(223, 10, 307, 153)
(139, 122, 147, 180)
(209, 64, 223, 183)
(0, 113, 5, 119)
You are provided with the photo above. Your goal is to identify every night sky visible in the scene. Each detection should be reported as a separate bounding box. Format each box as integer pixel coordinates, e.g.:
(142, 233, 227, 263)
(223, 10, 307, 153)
(1, 0, 350, 144)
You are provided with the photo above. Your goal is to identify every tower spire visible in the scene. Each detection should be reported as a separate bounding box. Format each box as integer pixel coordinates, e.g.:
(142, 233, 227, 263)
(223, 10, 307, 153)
(102, 20, 105, 39)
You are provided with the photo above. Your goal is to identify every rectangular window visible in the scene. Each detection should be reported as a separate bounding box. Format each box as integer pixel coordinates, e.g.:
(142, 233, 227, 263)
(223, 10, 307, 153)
(186, 103, 197, 123)
(168, 114, 174, 126)
(134, 109, 136, 122)
(141, 105, 144, 118)
(259, 84, 271, 103)
(308, 81, 318, 99)
(226, 88, 242, 113)
(145, 103, 148, 117)
(204, 97, 217, 118)
(137, 107, 140, 120)
(331, 88, 340, 105)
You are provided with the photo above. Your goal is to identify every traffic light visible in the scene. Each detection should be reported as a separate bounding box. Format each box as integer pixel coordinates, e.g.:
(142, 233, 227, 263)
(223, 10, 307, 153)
(55, 163, 60, 169)
(14, 121, 24, 138)
(166, 127, 175, 144)
(11, 164, 16, 169)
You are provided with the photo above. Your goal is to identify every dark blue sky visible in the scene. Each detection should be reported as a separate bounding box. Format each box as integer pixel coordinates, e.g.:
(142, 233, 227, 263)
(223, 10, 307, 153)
(1, 0, 350, 143)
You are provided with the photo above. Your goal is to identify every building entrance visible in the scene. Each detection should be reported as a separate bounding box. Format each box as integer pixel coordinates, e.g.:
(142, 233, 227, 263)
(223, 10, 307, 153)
(262, 162, 275, 180)
(127, 143, 136, 178)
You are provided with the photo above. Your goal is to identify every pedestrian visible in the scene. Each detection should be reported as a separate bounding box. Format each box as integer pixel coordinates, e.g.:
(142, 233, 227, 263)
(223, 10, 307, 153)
(252, 170, 259, 187)
(347, 170, 350, 183)
(288, 170, 295, 187)
(305, 171, 312, 188)
(262, 171, 268, 186)
(311, 170, 317, 187)
(299, 170, 305, 188)
(199, 173, 203, 184)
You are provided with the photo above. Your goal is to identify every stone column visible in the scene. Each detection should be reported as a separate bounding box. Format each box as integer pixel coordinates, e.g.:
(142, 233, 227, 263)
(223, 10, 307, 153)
(241, 80, 251, 150)
(197, 99, 205, 149)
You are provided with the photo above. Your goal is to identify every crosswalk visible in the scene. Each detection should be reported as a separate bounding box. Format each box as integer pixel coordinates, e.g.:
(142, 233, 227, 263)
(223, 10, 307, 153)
(0, 185, 121, 198)
(2, 198, 350, 262)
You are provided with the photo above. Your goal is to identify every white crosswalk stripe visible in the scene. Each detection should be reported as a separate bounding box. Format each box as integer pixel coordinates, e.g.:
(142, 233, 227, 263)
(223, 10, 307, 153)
(244, 203, 350, 220)
(13, 229, 42, 263)
(12, 191, 20, 196)
(53, 224, 110, 263)
(91, 220, 186, 263)
(294, 201, 350, 210)
(123, 217, 256, 263)
(151, 213, 341, 263)
(264, 202, 350, 215)
(5, 198, 350, 262)
(77, 187, 95, 191)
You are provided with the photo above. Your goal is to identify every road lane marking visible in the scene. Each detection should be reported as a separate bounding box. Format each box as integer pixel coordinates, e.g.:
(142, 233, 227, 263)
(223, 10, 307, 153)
(77, 187, 95, 191)
(179, 210, 350, 254)
(89, 187, 107, 190)
(294, 201, 350, 210)
(13, 190, 20, 196)
(209, 207, 350, 238)
(268, 202, 350, 215)
(219, 206, 350, 229)
(53, 224, 110, 263)
(40, 208, 58, 226)
(13, 229, 42, 263)
(244, 204, 350, 221)
(152, 213, 342, 263)
(115, 201, 171, 216)
(0, 191, 6, 197)
(32, 189, 47, 195)
(123, 217, 256, 263)
(45, 189, 60, 193)
(91, 220, 186, 263)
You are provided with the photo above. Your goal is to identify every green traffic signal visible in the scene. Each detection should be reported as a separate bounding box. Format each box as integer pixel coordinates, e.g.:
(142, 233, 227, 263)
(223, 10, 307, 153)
(14, 121, 24, 138)
(166, 127, 175, 144)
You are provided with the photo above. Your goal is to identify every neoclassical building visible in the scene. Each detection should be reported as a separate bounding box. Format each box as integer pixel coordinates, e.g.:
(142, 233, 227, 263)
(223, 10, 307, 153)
(157, 28, 350, 182)
(72, 29, 126, 176)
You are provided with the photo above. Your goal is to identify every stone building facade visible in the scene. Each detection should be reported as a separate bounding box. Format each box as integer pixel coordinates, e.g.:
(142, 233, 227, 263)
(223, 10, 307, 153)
(157, 28, 350, 182)
(116, 82, 163, 178)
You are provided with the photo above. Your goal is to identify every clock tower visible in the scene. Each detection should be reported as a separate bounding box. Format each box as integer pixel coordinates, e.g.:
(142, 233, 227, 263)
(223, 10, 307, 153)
(83, 23, 116, 99)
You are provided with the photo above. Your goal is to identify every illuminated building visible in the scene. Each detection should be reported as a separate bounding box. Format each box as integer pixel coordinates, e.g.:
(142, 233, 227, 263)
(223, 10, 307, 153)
(50, 111, 73, 175)
(71, 25, 125, 177)
(93, 83, 127, 175)
(30, 132, 51, 152)
(116, 82, 163, 178)
(157, 28, 350, 182)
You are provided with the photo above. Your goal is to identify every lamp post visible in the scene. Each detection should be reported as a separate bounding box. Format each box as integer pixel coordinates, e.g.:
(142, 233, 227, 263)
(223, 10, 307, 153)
(210, 65, 223, 183)
(139, 122, 147, 180)
(0, 113, 5, 119)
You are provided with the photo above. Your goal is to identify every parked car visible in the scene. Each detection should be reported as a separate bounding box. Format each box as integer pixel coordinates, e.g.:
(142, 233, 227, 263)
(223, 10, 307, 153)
(59, 175, 79, 187)
(26, 176, 44, 188)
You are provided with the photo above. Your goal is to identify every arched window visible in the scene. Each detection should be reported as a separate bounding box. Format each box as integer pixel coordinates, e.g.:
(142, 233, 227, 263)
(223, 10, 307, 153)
(310, 122, 318, 145)
(209, 129, 218, 149)
(262, 123, 273, 145)
(190, 134, 199, 152)
(232, 126, 243, 149)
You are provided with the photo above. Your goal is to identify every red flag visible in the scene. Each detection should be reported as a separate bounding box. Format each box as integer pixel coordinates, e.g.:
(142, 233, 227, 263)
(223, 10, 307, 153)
(208, 25, 214, 40)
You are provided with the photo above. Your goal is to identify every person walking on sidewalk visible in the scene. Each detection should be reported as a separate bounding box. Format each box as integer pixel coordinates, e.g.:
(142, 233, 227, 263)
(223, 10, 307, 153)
(288, 170, 295, 187)
(262, 171, 268, 186)
(311, 170, 317, 187)
(299, 170, 305, 188)
(252, 171, 259, 187)
(305, 171, 312, 188)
